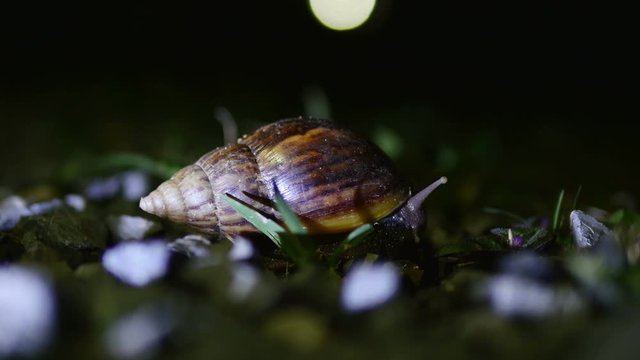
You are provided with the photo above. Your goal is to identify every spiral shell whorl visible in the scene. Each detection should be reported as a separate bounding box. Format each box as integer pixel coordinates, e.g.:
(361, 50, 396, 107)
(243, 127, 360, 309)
(139, 164, 219, 234)
(139, 117, 411, 239)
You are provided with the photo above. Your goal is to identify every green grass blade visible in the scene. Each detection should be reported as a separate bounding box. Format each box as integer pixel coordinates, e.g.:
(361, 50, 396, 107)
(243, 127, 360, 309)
(346, 223, 374, 243)
(552, 189, 565, 231)
(222, 193, 285, 247)
(272, 181, 307, 235)
(58, 152, 182, 183)
(571, 185, 582, 211)
(329, 223, 374, 268)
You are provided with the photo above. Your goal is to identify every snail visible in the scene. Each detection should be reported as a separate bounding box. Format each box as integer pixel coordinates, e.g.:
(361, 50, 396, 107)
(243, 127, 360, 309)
(139, 116, 446, 257)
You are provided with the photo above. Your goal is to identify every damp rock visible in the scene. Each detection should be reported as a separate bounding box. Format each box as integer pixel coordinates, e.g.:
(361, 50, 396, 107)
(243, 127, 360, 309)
(108, 215, 161, 241)
(102, 240, 171, 287)
(11, 209, 107, 267)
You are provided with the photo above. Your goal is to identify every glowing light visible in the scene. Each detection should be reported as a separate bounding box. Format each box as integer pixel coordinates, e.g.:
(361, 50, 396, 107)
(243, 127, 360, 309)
(309, 0, 376, 31)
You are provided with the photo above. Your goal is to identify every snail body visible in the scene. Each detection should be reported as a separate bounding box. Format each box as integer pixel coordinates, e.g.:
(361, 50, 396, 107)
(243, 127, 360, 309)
(140, 117, 446, 255)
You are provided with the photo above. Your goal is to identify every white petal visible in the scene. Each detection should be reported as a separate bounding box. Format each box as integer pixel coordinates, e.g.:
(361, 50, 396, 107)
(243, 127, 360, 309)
(108, 215, 160, 241)
(120, 171, 150, 201)
(85, 176, 121, 200)
(341, 262, 400, 312)
(0, 196, 31, 231)
(105, 304, 175, 360)
(65, 194, 86, 211)
(486, 275, 584, 318)
(102, 240, 171, 287)
(28, 198, 64, 215)
(0, 266, 55, 357)
(229, 236, 255, 261)
(229, 264, 259, 301)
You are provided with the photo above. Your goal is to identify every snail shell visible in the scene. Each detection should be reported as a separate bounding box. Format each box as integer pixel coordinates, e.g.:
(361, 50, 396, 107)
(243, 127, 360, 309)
(139, 117, 433, 242)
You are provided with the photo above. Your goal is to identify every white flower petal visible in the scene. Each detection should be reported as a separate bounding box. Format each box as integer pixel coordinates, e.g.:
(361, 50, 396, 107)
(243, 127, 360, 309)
(229, 264, 260, 301)
(0, 196, 31, 231)
(486, 275, 584, 318)
(0, 266, 56, 357)
(108, 215, 160, 241)
(341, 262, 400, 312)
(85, 176, 121, 200)
(105, 303, 175, 360)
(64, 194, 86, 211)
(120, 171, 150, 201)
(229, 236, 255, 261)
(28, 198, 64, 215)
(102, 240, 171, 287)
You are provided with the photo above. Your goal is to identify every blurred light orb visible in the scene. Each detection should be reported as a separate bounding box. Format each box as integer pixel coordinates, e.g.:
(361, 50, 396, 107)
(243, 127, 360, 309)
(309, 0, 377, 31)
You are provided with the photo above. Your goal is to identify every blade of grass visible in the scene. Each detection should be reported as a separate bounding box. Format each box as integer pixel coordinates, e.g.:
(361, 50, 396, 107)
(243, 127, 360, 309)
(272, 181, 307, 235)
(552, 189, 565, 232)
(346, 223, 374, 243)
(329, 223, 374, 268)
(271, 183, 316, 264)
(222, 193, 285, 247)
(571, 185, 582, 211)
(58, 152, 182, 183)
(99, 153, 182, 178)
(223, 192, 316, 266)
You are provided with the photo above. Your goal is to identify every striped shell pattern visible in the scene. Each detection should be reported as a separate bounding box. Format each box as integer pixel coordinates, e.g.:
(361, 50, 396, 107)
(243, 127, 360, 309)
(139, 117, 410, 240)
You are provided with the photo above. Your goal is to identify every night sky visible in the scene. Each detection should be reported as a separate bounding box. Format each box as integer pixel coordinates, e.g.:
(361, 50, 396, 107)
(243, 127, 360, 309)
(2, 2, 636, 112)
(1, 2, 638, 199)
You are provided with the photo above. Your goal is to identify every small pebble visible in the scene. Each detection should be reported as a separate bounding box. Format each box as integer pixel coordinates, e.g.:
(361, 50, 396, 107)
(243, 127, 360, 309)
(570, 210, 625, 272)
(570, 210, 616, 249)
(168, 234, 212, 258)
(341, 262, 400, 312)
(102, 240, 171, 287)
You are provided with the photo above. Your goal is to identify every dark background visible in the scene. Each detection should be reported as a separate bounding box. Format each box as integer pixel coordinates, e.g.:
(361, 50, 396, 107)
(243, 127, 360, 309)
(1, 1, 638, 212)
